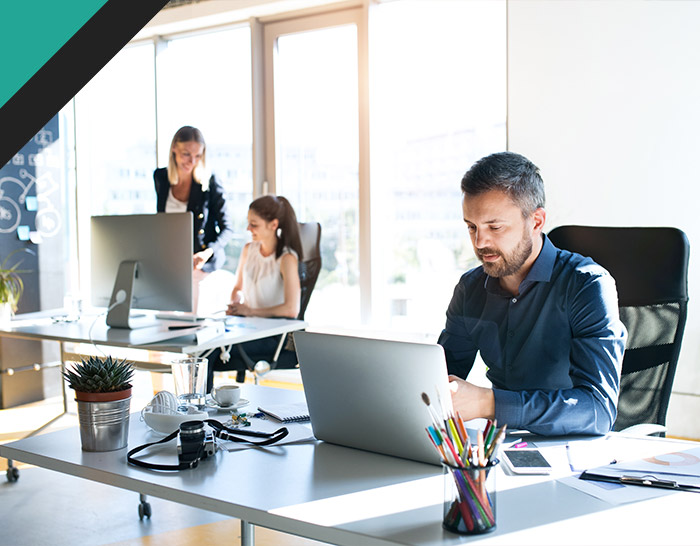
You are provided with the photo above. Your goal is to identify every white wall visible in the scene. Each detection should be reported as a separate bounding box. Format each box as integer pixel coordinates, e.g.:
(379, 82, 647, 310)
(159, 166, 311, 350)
(508, 0, 700, 438)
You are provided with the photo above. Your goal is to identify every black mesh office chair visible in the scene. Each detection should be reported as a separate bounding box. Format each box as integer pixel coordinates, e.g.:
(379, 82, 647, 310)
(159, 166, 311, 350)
(547, 226, 689, 434)
(296, 221, 323, 321)
(236, 221, 322, 381)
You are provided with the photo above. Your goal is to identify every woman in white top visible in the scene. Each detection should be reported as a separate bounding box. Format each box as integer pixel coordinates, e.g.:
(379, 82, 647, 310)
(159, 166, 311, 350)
(227, 195, 302, 318)
(207, 195, 303, 388)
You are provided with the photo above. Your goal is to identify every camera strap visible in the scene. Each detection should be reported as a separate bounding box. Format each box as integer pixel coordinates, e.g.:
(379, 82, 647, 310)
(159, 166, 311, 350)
(127, 429, 193, 471)
(127, 419, 290, 471)
(204, 419, 289, 445)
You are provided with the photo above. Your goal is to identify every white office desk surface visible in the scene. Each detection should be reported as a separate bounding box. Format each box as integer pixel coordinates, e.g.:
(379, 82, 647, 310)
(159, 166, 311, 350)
(0, 309, 306, 354)
(143, 315, 307, 354)
(3, 385, 700, 546)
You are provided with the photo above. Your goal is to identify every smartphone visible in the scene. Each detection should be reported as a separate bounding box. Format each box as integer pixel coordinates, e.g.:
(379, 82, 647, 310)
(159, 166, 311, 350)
(501, 448, 553, 474)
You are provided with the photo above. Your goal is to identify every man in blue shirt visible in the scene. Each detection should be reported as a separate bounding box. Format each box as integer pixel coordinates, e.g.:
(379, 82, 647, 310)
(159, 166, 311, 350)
(439, 152, 626, 436)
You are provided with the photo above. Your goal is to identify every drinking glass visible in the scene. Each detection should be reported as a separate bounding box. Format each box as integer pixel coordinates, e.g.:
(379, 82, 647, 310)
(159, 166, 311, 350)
(170, 357, 208, 410)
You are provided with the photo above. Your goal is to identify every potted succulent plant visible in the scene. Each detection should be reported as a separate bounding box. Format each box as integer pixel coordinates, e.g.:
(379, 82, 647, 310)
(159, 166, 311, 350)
(0, 248, 32, 327)
(63, 355, 135, 452)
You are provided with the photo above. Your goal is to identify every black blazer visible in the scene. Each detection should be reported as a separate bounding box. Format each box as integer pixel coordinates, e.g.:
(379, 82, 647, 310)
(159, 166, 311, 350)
(154, 168, 234, 273)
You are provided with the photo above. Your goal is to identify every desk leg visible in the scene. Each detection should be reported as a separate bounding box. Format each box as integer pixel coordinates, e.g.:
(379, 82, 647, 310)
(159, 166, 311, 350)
(59, 341, 68, 413)
(15, 341, 70, 437)
(271, 334, 286, 363)
(5, 341, 71, 482)
(241, 520, 254, 546)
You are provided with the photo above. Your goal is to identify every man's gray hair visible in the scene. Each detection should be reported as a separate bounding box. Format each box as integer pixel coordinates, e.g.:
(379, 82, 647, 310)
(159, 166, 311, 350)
(461, 152, 545, 216)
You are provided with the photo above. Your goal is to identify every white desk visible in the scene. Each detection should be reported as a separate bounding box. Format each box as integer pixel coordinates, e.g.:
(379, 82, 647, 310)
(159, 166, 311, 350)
(1, 309, 306, 354)
(0, 310, 306, 461)
(2, 384, 699, 546)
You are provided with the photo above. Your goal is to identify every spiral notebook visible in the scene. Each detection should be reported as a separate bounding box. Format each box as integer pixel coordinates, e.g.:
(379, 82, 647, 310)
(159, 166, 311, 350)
(257, 402, 310, 423)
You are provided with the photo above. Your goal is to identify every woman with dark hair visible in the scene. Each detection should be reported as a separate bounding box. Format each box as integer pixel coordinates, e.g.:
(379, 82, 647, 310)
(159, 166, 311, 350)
(206, 195, 303, 388)
(154, 126, 233, 273)
(226, 194, 303, 318)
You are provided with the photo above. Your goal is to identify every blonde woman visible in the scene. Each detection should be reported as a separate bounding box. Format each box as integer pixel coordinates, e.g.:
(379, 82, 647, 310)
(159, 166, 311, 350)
(154, 125, 233, 272)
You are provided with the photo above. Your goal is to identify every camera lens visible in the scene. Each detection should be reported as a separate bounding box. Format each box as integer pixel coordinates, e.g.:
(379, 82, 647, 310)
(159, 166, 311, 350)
(179, 420, 204, 436)
(178, 420, 206, 466)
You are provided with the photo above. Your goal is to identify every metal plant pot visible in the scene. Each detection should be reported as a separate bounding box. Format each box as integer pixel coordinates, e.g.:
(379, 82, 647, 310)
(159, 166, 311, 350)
(75, 389, 131, 452)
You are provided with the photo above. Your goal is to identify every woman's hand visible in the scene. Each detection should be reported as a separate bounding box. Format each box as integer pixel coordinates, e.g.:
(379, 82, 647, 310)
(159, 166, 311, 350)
(193, 248, 214, 270)
(227, 300, 252, 316)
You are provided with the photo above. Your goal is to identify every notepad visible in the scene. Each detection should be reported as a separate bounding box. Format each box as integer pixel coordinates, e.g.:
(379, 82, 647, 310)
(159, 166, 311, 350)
(257, 402, 310, 423)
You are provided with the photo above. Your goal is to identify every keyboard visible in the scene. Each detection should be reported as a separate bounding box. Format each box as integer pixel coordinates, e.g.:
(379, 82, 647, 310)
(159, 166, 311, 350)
(155, 311, 227, 322)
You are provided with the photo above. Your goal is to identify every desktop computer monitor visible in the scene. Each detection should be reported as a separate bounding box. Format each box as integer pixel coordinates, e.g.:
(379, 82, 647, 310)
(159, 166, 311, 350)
(91, 213, 193, 329)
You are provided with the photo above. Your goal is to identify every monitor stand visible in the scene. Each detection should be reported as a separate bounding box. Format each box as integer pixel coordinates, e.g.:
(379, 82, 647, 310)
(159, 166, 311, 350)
(106, 260, 157, 329)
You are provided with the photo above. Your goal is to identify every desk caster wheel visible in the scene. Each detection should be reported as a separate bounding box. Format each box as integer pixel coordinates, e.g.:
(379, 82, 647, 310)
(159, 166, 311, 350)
(138, 500, 152, 520)
(6, 466, 19, 482)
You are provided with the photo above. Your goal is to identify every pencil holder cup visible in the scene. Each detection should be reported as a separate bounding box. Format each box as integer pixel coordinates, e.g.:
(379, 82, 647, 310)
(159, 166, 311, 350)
(442, 460, 499, 535)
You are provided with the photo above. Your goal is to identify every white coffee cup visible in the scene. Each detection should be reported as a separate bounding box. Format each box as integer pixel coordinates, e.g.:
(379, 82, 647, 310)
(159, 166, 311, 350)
(211, 384, 241, 407)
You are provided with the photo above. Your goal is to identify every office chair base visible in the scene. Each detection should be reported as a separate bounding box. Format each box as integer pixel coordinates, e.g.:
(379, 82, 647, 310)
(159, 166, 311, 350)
(138, 493, 152, 519)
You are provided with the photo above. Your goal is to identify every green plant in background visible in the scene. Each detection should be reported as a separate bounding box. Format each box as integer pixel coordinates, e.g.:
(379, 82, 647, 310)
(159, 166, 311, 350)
(0, 248, 32, 312)
(63, 355, 135, 393)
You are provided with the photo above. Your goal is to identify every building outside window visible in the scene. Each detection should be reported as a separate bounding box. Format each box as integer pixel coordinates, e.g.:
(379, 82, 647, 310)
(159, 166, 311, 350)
(369, 0, 506, 339)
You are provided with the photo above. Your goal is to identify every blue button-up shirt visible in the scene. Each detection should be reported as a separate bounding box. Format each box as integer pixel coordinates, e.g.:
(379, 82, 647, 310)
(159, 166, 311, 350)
(438, 234, 626, 436)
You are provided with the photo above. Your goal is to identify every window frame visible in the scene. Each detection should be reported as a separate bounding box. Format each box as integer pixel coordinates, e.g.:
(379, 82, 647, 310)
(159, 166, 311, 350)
(260, 6, 372, 322)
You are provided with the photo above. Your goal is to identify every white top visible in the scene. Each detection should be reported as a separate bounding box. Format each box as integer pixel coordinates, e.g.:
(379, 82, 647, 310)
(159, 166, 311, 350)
(165, 190, 188, 213)
(242, 241, 297, 309)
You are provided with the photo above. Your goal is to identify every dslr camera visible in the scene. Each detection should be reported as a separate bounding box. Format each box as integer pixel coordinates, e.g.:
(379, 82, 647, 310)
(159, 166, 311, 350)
(177, 420, 215, 467)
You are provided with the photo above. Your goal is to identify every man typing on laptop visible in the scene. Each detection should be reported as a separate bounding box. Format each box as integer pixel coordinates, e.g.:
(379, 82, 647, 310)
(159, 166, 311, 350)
(438, 152, 626, 436)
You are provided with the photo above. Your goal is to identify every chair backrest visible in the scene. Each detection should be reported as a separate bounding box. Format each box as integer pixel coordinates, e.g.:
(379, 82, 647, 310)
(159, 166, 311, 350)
(547, 225, 689, 431)
(297, 222, 322, 321)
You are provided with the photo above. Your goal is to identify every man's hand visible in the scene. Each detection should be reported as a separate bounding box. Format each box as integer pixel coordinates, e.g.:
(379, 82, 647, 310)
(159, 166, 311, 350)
(448, 375, 496, 421)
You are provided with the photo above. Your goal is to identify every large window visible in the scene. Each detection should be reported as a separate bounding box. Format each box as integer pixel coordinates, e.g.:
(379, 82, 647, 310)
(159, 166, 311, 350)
(157, 27, 253, 270)
(75, 26, 254, 293)
(369, 0, 507, 338)
(268, 20, 361, 326)
(74, 43, 156, 301)
(74, 43, 157, 217)
(71, 2, 506, 338)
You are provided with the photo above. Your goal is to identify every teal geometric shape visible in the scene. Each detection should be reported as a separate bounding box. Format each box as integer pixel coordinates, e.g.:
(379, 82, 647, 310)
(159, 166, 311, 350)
(0, 0, 107, 110)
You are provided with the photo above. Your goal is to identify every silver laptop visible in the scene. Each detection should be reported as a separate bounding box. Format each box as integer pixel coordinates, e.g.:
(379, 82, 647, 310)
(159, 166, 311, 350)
(295, 332, 453, 465)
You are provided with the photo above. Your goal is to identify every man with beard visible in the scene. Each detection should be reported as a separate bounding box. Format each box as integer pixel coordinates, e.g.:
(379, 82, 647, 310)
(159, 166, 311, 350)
(438, 152, 627, 436)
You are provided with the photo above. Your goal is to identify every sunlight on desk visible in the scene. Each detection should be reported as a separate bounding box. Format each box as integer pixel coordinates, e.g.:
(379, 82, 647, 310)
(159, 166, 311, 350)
(268, 476, 441, 526)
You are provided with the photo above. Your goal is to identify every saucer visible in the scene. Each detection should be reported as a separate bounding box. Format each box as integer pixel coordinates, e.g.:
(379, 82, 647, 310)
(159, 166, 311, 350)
(205, 398, 250, 411)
